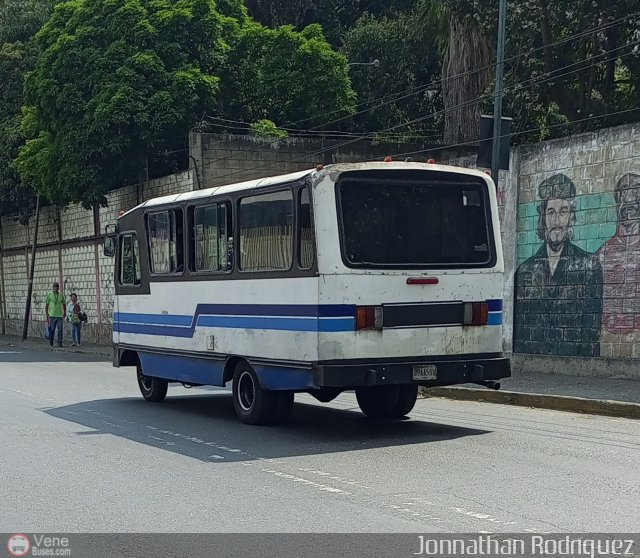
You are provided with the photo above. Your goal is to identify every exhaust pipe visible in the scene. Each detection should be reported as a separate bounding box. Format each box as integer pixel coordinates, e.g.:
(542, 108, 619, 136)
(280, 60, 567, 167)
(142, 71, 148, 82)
(473, 380, 501, 390)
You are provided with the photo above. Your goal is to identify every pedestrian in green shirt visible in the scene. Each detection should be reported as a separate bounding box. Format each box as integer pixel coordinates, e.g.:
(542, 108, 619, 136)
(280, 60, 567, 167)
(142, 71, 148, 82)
(45, 282, 66, 347)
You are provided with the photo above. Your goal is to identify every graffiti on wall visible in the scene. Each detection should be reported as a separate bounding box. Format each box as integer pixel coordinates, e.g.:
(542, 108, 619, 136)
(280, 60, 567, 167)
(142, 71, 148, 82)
(514, 171, 640, 357)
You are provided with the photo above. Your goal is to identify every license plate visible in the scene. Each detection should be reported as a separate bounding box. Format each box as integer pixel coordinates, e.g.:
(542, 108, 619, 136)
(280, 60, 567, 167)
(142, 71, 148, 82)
(412, 364, 438, 381)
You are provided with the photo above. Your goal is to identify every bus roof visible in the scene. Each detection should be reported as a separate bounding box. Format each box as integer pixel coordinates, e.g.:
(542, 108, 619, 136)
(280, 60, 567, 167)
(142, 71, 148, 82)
(120, 161, 492, 217)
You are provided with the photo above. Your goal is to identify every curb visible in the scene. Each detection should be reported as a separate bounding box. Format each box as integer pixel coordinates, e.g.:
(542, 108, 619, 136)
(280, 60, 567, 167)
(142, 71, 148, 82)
(424, 386, 640, 420)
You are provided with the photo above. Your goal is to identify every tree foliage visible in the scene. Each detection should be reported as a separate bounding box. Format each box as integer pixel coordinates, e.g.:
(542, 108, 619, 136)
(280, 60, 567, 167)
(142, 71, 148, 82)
(342, 11, 441, 139)
(3, 0, 639, 213)
(15, 0, 229, 207)
(249, 119, 288, 139)
(0, 0, 57, 218)
(221, 23, 356, 128)
(418, 0, 640, 144)
(244, 0, 416, 46)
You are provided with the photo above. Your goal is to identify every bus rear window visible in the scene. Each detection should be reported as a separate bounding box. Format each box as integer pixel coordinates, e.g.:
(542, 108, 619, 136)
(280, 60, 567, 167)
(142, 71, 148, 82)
(338, 175, 494, 268)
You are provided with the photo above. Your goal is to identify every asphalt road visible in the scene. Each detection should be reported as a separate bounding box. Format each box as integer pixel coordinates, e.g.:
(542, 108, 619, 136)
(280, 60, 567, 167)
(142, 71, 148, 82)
(1, 346, 639, 533)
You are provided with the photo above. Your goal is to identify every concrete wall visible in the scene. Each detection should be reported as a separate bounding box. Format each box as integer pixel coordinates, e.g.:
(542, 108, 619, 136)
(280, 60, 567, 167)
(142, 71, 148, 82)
(190, 133, 438, 188)
(0, 170, 194, 343)
(512, 122, 640, 378)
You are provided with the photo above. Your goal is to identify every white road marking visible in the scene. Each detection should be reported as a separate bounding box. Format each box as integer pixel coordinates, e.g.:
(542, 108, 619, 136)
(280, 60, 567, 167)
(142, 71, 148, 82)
(261, 468, 351, 495)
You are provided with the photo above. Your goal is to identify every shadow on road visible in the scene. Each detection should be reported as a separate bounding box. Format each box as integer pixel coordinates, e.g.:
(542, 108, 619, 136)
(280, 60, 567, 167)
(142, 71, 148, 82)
(45, 393, 490, 463)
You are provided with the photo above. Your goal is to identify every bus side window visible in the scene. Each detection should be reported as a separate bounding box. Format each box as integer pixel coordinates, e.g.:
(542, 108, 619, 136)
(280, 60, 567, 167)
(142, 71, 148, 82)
(240, 190, 293, 272)
(298, 187, 315, 269)
(190, 202, 232, 272)
(147, 209, 184, 274)
(120, 233, 141, 286)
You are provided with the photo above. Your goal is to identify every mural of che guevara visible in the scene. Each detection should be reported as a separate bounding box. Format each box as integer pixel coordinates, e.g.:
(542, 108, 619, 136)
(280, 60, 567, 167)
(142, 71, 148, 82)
(514, 173, 603, 357)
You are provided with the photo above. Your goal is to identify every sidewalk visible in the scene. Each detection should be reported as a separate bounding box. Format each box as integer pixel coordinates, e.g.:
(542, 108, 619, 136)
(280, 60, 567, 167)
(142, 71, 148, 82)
(0, 334, 111, 359)
(2, 334, 638, 419)
(426, 370, 640, 420)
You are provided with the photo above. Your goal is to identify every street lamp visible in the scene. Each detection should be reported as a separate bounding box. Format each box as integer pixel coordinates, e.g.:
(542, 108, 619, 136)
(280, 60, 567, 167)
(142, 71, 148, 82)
(348, 59, 380, 69)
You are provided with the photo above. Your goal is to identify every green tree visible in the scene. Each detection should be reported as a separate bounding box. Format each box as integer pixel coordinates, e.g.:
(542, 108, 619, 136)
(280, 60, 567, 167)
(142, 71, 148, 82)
(0, 0, 58, 218)
(244, 0, 417, 46)
(221, 23, 356, 128)
(341, 11, 441, 139)
(15, 0, 228, 208)
(249, 119, 288, 139)
(419, 0, 640, 144)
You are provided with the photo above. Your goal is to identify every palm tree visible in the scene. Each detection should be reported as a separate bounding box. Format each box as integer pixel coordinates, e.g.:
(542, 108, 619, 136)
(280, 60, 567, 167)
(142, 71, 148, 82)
(419, 0, 493, 145)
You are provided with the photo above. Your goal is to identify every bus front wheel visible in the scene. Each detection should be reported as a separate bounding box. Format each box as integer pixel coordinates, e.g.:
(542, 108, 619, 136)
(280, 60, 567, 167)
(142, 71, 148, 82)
(137, 364, 168, 402)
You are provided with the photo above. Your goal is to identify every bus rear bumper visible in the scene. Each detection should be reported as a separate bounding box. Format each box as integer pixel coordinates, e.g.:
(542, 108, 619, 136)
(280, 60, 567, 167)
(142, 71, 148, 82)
(313, 356, 511, 389)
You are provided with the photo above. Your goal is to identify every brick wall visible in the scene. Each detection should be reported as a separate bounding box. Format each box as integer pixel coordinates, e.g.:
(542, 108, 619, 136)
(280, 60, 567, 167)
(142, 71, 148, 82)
(512, 123, 640, 372)
(0, 170, 194, 343)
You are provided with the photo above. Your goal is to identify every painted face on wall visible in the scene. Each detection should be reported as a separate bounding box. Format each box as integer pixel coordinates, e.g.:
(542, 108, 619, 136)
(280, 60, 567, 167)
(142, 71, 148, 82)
(544, 198, 572, 251)
(617, 186, 640, 228)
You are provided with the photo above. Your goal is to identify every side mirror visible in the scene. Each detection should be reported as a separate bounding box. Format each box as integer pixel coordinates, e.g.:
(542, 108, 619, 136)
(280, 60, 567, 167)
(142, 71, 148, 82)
(104, 224, 117, 257)
(104, 236, 116, 257)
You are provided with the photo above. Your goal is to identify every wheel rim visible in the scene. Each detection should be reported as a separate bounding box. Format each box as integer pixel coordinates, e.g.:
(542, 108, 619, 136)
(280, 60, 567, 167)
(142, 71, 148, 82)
(138, 367, 152, 392)
(237, 370, 255, 412)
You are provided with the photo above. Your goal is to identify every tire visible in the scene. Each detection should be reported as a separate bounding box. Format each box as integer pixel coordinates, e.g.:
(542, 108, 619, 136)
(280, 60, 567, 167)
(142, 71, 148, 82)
(390, 384, 418, 417)
(270, 391, 295, 424)
(137, 364, 168, 402)
(356, 385, 400, 419)
(232, 362, 276, 425)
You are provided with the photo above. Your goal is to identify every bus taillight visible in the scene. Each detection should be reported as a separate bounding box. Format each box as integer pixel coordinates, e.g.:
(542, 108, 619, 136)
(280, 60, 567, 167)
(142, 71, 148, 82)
(463, 302, 489, 326)
(356, 306, 383, 330)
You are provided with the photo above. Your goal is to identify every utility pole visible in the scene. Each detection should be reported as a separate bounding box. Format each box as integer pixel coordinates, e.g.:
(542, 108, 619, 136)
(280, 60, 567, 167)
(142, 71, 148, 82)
(22, 195, 41, 340)
(491, 0, 508, 184)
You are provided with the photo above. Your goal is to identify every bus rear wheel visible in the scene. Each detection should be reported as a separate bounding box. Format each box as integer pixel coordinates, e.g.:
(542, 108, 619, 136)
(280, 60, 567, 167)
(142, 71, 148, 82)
(392, 384, 419, 417)
(356, 384, 418, 419)
(232, 362, 293, 425)
(137, 364, 168, 402)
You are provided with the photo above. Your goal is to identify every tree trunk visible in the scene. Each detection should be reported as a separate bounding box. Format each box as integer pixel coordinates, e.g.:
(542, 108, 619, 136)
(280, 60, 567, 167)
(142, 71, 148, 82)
(441, 17, 491, 145)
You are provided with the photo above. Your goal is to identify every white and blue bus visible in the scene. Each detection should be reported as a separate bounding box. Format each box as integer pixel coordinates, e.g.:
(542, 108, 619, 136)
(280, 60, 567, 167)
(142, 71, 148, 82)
(106, 161, 510, 425)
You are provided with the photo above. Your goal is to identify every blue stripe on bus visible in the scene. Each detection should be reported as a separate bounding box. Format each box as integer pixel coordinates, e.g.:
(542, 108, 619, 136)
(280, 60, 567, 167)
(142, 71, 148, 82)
(487, 312, 503, 325)
(113, 301, 504, 335)
(115, 304, 355, 323)
(197, 316, 355, 332)
(116, 317, 356, 335)
(114, 313, 193, 327)
(114, 304, 357, 335)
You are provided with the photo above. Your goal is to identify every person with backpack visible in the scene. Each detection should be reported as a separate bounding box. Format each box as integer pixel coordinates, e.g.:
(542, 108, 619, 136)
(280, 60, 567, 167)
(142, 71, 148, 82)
(66, 292, 84, 347)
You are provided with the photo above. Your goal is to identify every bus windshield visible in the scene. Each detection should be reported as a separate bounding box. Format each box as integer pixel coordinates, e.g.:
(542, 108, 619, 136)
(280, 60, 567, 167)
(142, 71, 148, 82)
(337, 172, 495, 268)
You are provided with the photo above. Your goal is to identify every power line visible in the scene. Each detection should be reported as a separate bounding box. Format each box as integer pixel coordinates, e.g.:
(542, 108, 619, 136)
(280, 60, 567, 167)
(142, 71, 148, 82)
(202, 118, 442, 141)
(199, 17, 640, 173)
(289, 10, 640, 131)
(205, 41, 640, 185)
(388, 107, 640, 161)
